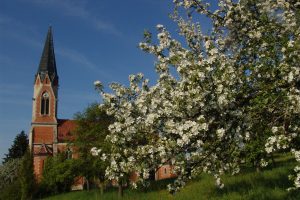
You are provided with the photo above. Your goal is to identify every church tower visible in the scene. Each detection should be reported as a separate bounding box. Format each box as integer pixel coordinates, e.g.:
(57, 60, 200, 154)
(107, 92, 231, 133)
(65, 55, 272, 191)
(29, 27, 82, 188)
(30, 27, 59, 179)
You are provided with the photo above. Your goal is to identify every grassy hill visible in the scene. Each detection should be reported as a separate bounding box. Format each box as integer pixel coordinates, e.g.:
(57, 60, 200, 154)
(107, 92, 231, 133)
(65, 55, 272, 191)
(43, 154, 300, 200)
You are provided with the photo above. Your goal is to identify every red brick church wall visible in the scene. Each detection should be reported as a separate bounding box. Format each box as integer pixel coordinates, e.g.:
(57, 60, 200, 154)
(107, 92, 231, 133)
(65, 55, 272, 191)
(32, 127, 54, 143)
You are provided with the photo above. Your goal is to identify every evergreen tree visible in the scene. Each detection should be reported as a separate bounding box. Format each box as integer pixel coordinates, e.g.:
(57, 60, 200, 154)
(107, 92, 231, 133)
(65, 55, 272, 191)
(3, 130, 28, 164)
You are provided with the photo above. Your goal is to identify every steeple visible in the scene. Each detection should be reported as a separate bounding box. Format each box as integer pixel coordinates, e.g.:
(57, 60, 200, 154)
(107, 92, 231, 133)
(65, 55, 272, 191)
(37, 26, 58, 83)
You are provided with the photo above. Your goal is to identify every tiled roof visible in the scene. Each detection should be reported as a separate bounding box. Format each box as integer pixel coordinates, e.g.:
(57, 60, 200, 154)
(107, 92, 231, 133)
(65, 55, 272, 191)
(37, 26, 58, 82)
(57, 119, 77, 142)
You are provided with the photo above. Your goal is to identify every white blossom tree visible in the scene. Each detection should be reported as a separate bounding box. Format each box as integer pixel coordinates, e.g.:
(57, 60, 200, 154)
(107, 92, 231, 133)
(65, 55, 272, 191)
(94, 0, 300, 193)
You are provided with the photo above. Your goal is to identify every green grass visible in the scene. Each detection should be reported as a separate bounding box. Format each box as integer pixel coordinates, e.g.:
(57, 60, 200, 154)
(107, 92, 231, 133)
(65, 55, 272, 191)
(43, 154, 300, 200)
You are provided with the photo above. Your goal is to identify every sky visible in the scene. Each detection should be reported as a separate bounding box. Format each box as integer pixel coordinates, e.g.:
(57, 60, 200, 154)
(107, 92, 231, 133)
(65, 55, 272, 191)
(0, 0, 213, 160)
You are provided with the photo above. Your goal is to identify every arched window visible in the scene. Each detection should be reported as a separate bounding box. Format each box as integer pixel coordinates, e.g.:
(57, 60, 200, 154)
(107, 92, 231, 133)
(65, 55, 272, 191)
(41, 92, 49, 115)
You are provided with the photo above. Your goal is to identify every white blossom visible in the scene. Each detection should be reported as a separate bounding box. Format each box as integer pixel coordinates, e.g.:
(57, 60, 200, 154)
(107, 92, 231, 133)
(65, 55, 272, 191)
(93, 0, 300, 191)
(90, 147, 101, 156)
(216, 128, 225, 139)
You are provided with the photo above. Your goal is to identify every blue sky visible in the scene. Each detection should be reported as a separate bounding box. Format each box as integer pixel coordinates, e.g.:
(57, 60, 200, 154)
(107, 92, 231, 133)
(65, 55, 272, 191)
(0, 0, 179, 160)
(0, 0, 214, 160)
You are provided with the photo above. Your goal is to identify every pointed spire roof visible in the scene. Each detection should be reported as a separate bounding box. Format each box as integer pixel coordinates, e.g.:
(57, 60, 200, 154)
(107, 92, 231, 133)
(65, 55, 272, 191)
(37, 26, 58, 82)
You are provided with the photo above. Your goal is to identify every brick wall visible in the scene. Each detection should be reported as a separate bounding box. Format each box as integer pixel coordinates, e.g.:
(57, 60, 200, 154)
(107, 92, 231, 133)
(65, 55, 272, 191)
(155, 165, 177, 180)
(33, 126, 54, 143)
(33, 155, 47, 181)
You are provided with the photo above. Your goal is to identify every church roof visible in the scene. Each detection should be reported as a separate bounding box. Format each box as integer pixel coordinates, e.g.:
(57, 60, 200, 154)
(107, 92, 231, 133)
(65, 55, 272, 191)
(37, 26, 58, 82)
(57, 119, 77, 142)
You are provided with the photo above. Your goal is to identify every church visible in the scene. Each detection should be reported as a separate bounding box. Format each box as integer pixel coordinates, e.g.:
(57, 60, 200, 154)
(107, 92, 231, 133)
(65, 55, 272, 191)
(29, 27, 78, 182)
(29, 27, 175, 188)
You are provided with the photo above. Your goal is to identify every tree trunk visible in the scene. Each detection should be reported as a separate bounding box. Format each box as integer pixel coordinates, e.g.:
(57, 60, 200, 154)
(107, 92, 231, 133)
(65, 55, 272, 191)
(86, 178, 90, 191)
(271, 154, 276, 166)
(254, 160, 261, 172)
(95, 176, 105, 195)
(118, 185, 123, 198)
(100, 182, 104, 196)
(256, 166, 261, 172)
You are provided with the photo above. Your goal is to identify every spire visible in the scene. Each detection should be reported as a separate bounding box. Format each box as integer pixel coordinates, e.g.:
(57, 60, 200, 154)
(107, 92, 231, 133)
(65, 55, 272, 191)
(37, 26, 58, 82)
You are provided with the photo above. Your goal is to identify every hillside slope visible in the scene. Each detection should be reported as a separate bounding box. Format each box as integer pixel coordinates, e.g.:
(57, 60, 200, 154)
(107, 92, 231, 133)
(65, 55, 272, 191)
(44, 154, 300, 200)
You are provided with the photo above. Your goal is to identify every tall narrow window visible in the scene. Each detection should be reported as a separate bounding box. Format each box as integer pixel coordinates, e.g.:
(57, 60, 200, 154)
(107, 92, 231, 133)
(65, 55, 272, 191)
(41, 92, 49, 115)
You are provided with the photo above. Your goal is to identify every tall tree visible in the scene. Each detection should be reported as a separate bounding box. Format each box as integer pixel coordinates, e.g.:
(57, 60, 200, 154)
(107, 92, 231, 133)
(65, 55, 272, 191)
(73, 103, 113, 194)
(3, 130, 28, 164)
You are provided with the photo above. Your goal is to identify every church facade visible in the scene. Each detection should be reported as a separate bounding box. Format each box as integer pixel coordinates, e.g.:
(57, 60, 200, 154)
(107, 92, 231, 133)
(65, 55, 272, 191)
(29, 27, 175, 188)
